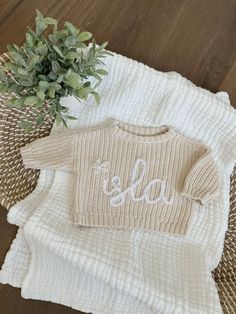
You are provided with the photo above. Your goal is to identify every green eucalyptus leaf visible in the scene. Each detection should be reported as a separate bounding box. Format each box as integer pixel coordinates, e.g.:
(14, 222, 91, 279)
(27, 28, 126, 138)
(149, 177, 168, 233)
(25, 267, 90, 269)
(76, 42, 86, 49)
(7, 44, 16, 53)
(53, 46, 64, 58)
(91, 71, 101, 81)
(48, 86, 55, 98)
(48, 71, 57, 80)
(74, 87, 88, 99)
(56, 74, 64, 83)
(64, 68, 72, 78)
(83, 81, 90, 87)
(56, 29, 68, 39)
(36, 114, 45, 126)
(39, 80, 50, 91)
(36, 21, 47, 36)
(24, 96, 40, 105)
(53, 23, 57, 34)
(55, 114, 62, 126)
(64, 36, 77, 48)
(35, 100, 44, 108)
(96, 68, 108, 75)
(61, 116, 68, 128)
(64, 71, 81, 89)
(71, 61, 78, 72)
(48, 34, 57, 44)
(13, 98, 25, 108)
(61, 106, 69, 113)
(8, 51, 26, 67)
(35, 10, 47, 36)
(27, 54, 40, 71)
(36, 9, 44, 20)
(78, 31, 92, 42)
(35, 42, 48, 56)
(5, 62, 18, 73)
(25, 32, 35, 48)
(64, 22, 78, 36)
(38, 75, 49, 81)
(65, 51, 81, 59)
(0, 84, 8, 92)
(51, 82, 61, 91)
(6, 98, 16, 106)
(0, 69, 8, 83)
(13, 44, 21, 51)
(36, 90, 45, 100)
(17, 68, 28, 76)
(99, 41, 108, 50)
(44, 17, 57, 25)
(8, 84, 22, 93)
(18, 79, 33, 87)
(26, 27, 38, 40)
(64, 115, 77, 120)
(100, 50, 113, 56)
(35, 63, 44, 71)
(91, 91, 100, 104)
(51, 61, 61, 73)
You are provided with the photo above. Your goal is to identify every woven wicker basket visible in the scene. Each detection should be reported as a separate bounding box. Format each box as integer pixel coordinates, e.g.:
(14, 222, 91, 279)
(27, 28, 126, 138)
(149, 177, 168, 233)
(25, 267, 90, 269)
(0, 54, 235, 313)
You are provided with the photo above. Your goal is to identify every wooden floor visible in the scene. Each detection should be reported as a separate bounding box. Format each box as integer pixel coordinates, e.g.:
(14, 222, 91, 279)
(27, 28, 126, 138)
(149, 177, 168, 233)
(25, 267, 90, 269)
(0, 0, 236, 313)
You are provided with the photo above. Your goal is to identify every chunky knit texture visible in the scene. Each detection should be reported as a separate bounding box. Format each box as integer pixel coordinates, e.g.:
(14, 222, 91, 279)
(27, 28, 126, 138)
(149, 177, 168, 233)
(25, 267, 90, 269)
(20, 120, 219, 234)
(1, 49, 236, 313)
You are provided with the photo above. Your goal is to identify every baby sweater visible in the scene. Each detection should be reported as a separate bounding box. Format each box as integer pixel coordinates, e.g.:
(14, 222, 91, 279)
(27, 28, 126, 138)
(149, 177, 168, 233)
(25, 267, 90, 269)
(20, 120, 220, 235)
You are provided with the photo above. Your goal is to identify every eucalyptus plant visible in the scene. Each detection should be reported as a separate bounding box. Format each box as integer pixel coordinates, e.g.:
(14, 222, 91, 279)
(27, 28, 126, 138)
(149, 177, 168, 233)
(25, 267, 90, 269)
(0, 10, 112, 130)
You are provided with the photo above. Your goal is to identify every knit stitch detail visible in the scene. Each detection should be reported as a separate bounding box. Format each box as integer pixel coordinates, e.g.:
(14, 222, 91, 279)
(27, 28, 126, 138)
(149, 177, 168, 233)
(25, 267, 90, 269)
(20, 120, 220, 235)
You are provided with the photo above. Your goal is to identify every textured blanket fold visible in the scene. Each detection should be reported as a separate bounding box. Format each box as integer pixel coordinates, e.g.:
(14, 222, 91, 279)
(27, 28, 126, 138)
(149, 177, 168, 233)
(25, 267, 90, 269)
(1, 50, 236, 313)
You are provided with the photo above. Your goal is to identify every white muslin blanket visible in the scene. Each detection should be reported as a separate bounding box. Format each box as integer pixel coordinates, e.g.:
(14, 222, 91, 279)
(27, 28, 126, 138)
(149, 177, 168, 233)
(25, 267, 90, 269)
(1, 50, 236, 314)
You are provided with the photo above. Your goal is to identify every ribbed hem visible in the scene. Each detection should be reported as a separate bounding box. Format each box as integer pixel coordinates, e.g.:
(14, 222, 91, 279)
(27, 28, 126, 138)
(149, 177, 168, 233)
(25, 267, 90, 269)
(182, 184, 211, 206)
(20, 145, 35, 169)
(74, 212, 189, 235)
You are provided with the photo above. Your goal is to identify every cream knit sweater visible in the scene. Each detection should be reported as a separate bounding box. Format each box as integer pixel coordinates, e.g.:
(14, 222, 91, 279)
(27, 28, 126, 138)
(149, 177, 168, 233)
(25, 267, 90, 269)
(20, 120, 219, 234)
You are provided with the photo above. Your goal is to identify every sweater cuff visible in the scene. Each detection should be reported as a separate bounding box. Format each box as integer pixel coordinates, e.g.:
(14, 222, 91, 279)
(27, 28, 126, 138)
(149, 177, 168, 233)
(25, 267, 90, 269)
(20, 145, 35, 169)
(181, 184, 215, 206)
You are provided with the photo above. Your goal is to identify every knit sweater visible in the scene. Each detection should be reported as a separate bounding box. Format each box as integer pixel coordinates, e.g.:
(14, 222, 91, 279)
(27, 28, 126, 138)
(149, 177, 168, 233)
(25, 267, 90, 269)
(20, 120, 219, 234)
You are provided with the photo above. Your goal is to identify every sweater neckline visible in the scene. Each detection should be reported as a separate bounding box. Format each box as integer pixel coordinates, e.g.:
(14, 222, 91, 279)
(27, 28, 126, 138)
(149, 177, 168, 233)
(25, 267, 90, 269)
(110, 120, 176, 143)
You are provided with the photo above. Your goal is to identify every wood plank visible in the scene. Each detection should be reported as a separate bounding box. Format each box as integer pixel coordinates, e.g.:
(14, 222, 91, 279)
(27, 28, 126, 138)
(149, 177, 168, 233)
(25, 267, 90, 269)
(219, 59, 236, 103)
(1, 284, 84, 314)
(0, 206, 17, 267)
(0, 0, 22, 26)
(0, 0, 236, 105)
(0, 0, 236, 313)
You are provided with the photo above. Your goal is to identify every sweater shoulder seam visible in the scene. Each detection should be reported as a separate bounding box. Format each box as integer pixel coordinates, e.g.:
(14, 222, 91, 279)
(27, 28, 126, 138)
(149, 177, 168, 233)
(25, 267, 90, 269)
(73, 121, 112, 137)
(176, 133, 211, 152)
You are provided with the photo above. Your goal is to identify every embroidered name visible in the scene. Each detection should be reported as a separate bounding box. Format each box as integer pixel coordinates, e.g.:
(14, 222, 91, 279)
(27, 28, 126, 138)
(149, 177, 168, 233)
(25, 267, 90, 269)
(93, 158, 173, 207)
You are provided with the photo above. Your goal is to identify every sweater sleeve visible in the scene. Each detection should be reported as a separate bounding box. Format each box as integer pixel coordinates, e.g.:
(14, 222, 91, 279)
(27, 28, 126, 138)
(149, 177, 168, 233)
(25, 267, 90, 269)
(20, 131, 76, 171)
(181, 147, 220, 206)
